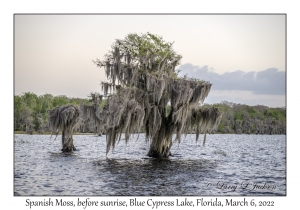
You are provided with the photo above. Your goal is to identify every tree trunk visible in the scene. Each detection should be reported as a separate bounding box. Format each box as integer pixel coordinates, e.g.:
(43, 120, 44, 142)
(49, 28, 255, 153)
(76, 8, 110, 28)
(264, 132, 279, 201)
(147, 140, 172, 158)
(61, 129, 76, 152)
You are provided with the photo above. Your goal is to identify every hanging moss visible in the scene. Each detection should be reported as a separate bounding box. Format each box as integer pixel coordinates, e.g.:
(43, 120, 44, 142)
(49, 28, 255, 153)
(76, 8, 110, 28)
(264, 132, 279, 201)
(48, 105, 80, 151)
(92, 33, 222, 158)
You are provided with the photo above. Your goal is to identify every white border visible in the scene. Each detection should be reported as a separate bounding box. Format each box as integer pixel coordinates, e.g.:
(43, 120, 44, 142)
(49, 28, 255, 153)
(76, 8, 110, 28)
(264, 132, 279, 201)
(2, 0, 298, 209)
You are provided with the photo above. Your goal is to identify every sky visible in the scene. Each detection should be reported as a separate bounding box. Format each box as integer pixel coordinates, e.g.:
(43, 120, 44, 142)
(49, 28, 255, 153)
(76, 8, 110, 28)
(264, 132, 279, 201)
(14, 14, 286, 107)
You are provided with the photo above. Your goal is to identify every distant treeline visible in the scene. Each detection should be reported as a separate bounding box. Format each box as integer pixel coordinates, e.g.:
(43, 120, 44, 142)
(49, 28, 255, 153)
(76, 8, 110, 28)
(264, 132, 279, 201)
(14, 92, 286, 135)
(205, 101, 286, 135)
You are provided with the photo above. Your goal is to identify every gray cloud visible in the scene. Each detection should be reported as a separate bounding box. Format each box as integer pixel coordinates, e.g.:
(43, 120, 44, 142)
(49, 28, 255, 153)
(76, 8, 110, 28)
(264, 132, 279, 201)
(178, 63, 285, 95)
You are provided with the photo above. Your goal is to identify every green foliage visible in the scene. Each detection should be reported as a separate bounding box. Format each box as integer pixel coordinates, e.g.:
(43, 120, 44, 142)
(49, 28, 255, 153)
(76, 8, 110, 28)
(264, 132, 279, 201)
(234, 110, 244, 121)
(125, 32, 177, 61)
(94, 32, 183, 85)
(263, 108, 285, 121)
(166, 104, 171, 117)
(99, 99, 107, 108)
(246, 105, 256, 115)
(52, 95, 69, 107)
(218, 122, 225, 133)
(207, 101, 286, 134)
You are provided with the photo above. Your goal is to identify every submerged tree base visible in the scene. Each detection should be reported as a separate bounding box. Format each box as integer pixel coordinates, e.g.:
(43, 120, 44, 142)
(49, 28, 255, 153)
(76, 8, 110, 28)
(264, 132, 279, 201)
(147, 147, 173, 158)
(61, 144, 76, 152)
(61, 131, 77, 152)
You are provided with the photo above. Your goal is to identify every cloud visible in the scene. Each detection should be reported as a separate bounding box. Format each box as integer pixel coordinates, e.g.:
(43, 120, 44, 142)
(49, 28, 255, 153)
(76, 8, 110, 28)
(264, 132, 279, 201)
(178, 63, 285, 95)
(206, 90, 286, 107)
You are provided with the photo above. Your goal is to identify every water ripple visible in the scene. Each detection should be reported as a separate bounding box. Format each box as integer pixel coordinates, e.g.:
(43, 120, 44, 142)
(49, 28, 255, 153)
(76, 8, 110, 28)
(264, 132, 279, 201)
(14, 134, 286, 196)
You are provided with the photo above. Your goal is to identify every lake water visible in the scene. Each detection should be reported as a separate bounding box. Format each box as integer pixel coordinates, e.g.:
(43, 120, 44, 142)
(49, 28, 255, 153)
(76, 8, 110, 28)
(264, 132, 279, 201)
(14, 134, 286, 196)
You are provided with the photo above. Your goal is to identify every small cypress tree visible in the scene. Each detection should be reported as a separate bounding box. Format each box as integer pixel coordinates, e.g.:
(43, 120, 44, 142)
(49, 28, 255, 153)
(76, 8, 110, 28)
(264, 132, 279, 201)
(48, 105, 80, 151)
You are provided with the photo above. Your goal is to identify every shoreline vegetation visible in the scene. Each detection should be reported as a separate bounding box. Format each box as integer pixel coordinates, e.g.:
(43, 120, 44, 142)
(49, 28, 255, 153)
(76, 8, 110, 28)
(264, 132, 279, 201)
(14, 92, 286, 135)
(14, 131, 95, 135)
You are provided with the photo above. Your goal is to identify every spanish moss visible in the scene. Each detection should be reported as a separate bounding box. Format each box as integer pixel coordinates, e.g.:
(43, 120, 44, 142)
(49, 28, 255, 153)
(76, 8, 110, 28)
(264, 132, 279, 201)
(48, 105, 80, 152)
(92, 33, 222, 158)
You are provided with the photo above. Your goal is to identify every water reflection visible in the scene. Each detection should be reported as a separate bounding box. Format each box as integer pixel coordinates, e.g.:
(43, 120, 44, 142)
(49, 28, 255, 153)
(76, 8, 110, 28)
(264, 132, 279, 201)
(92, 158, 217, 196)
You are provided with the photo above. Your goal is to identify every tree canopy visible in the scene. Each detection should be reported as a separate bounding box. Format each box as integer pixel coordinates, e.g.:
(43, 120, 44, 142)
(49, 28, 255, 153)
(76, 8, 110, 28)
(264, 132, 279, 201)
(89, 33, 222, 158)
